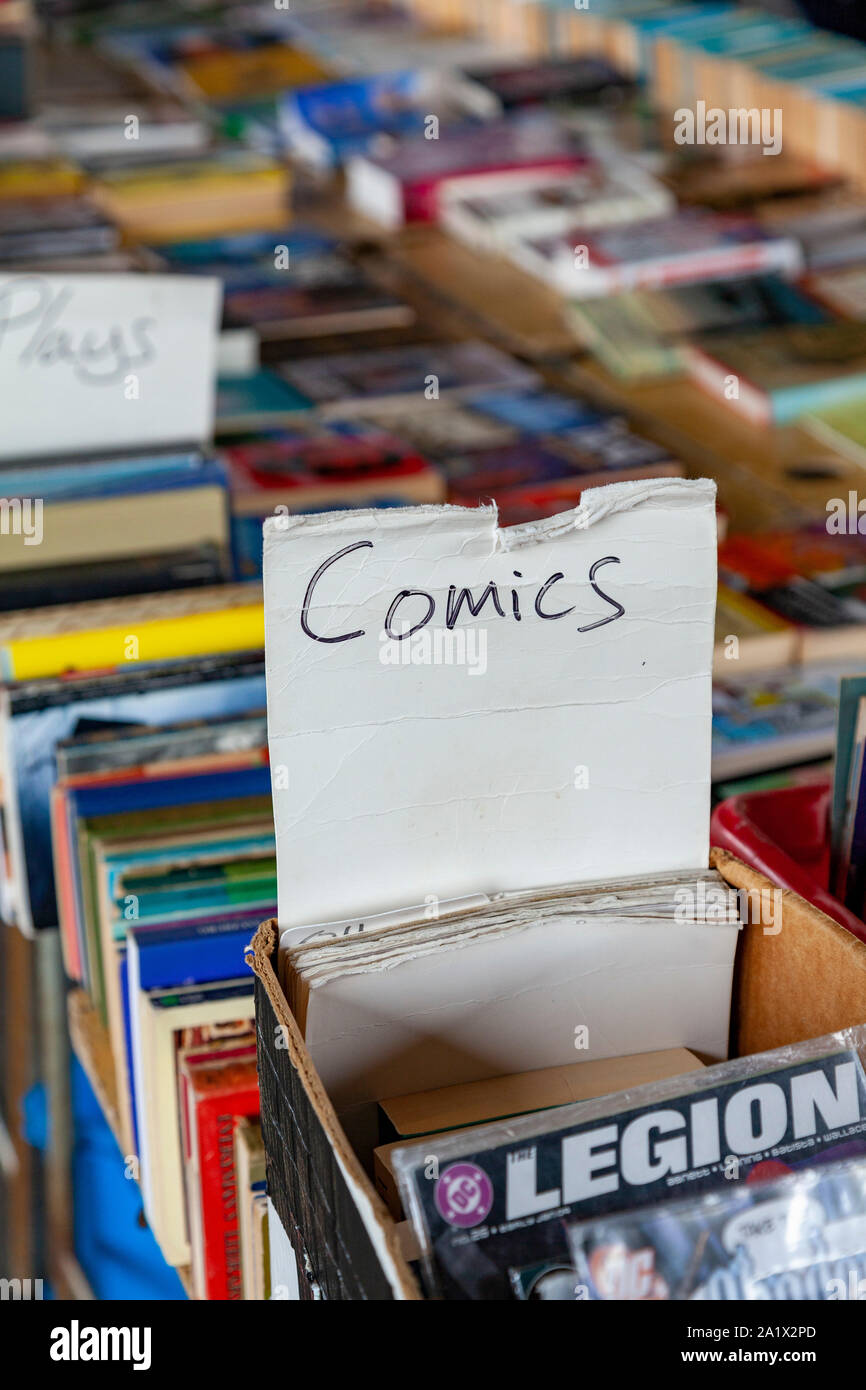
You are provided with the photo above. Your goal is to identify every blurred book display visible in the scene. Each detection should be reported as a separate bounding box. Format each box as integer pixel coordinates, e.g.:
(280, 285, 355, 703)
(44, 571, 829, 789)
(5, 0, 866, 1313)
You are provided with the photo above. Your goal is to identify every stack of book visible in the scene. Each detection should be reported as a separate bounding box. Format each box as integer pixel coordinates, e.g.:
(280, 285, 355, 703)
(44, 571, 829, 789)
(406, 0, 866, 186)
(0, 155, 122, 269)
(274, 342, 684, 524)
(8, 0, 866, 1306)
(0, 451, 233, 610)
(34, 41, 209, 163)
(151, 226, 417, 350)
(99, 11, 332, 151)
(89, 150, 292, 244)
(0, 37, 280, 1291)
(53, 698, 273, 1295)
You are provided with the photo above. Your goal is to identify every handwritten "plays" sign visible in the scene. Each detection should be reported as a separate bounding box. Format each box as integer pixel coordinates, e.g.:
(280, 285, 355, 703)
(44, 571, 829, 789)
(0, 273, 221, 459)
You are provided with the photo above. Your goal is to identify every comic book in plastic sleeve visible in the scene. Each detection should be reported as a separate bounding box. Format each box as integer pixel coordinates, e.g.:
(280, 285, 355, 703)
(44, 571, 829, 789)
(565, 1156, 866, 1301)
(392, 1026, 866, 1300)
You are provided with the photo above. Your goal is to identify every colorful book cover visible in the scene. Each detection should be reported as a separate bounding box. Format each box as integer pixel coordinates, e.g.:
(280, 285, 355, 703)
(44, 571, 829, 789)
(571, 276, 830, 379)
(567, 1158, 866, 1301)
(466, 389, 608, 434)
(347, 111, 587, 225)
(155, 227, 335, 270)
(182, 1054, 260, 1300)
(128, 908, 274, 993)
(6, 656, 265, 932)
(396, 1043, 866, 1300)
(216, 372, 313, 429)
(712, 667, 841, 778)
(280, 72, 433, 168)
(178, 43, 327, 102)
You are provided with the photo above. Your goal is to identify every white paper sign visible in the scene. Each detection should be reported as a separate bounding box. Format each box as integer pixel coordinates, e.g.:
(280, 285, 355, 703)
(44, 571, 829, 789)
(0, 273, 221, 458)
(263, 478, 718, 929)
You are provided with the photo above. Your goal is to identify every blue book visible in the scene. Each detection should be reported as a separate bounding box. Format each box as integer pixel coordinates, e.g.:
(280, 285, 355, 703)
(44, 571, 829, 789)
(622, 2, 736, 71)
(65, 766, 271, 995)
(467, 389, 610, 434)
(68, 764, 271, 822)
(155, 227, 335, 267)
(156, 228, 340, 293)
(0, 449, 206, 497)
(216, 372, 313, 430)
(686, 20, 811, 58)
(127, 910, 271, 992)
(753, 45, 866, 84)
(816, 74, 866, 99)
(280, 73, 431, 169)
(0, 456, 228, 504)
(627, 1, 734, 31)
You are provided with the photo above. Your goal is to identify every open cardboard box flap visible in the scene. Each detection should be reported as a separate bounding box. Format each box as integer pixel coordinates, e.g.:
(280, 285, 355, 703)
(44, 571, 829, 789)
(713, 848, 866, 1056)
(247, 850, 866, 1300)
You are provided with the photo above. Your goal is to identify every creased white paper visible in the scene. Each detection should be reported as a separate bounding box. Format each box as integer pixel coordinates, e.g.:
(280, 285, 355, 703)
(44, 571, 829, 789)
(263, 478, 718, 930)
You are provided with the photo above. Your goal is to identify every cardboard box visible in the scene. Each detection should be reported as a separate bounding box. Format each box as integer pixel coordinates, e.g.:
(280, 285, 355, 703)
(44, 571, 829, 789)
(374, 1048, 704, 1219)
(248, 848, 866, 1300)
(379, 1048, 705, 1141)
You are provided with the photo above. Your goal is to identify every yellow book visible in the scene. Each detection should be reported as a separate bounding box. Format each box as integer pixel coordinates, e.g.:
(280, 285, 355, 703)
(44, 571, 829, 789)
(112, 204, 289, 243)
(179, 46, 329, 101)
(92, 156, 286, 198)
(0, 159, 84, 198)
(1, 603, 264, 680)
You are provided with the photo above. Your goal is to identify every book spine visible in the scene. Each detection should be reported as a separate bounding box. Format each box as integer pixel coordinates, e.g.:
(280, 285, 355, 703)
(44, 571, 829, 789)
(52, 786, 82, 982)
(0, 545, 229, 612)
(685, 345, 771, 428)
(195, 1089, 260, 1300)
(2, 604, 265, 681)
(134, 927, 265, 991)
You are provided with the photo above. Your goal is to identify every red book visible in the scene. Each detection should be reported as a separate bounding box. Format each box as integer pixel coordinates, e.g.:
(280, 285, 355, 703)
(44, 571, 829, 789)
(346, 113, 587, 229)
(225, 433, 443, 513)
(180, 1052, 259, 1300)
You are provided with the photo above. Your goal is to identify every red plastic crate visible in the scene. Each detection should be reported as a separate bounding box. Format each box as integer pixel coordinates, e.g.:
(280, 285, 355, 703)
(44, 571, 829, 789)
(711, 781, 866, 945)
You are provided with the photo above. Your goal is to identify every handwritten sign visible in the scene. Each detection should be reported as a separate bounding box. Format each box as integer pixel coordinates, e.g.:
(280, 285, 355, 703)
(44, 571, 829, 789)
(0, 273, 221, 459)
(263, 478, 718, 929)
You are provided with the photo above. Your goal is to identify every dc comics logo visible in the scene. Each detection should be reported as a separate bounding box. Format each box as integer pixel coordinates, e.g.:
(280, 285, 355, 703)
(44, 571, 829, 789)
(435, 1162, 494, 1228)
